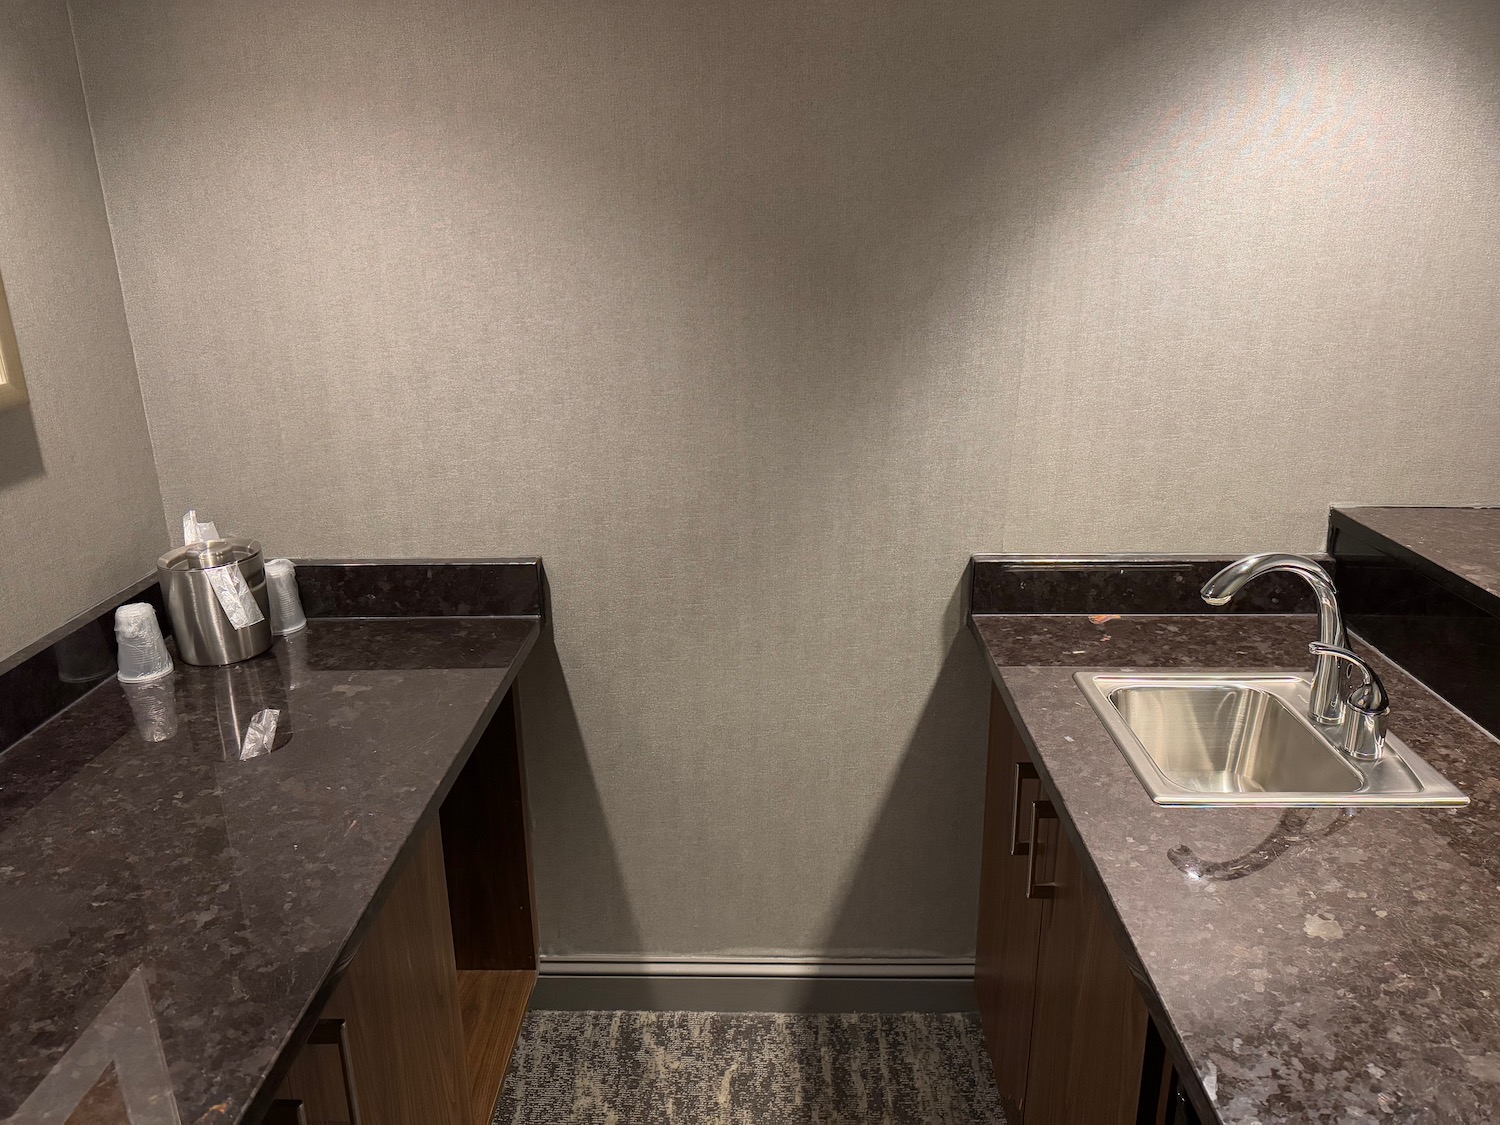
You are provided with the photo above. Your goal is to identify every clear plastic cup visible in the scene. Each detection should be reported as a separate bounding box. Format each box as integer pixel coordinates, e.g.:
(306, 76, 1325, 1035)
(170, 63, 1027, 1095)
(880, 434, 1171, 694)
(121, 674, 179, 742)
(264, 558, 307, 636)
(115, 603, 174, 683)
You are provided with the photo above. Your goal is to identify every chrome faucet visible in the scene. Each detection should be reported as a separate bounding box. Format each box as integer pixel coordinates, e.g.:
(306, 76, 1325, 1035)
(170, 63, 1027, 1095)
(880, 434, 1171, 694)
(1309, 642, 1390, 761)
(1201, 553, 1346, 727)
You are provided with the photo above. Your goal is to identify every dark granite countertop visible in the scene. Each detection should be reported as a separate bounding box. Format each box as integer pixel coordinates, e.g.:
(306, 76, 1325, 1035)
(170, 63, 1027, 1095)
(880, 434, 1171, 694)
(0, 615, 538, 1125)
(972, 613, 1500, 1125)
(1336, 506, 1500, 608)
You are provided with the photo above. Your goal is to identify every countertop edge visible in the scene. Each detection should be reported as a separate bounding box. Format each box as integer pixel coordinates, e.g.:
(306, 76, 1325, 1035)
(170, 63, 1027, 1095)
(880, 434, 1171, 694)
(240, 615, 541, 1125)
(1331, 507, 1500, 618)
(966, 613, 1227, 1125)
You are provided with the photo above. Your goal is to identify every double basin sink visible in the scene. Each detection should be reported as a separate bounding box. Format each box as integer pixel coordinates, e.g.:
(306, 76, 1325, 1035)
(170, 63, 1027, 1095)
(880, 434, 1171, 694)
(1076, 672, 1467, 807)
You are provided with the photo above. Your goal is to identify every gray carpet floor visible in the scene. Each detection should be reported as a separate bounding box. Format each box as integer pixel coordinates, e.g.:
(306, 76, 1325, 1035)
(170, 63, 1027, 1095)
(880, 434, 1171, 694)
(492, 1011, 1008, 1124)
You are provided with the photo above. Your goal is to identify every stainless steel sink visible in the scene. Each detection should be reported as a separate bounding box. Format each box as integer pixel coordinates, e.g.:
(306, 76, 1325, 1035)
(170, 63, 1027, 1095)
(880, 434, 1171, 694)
(1075, 672, 1468, 807)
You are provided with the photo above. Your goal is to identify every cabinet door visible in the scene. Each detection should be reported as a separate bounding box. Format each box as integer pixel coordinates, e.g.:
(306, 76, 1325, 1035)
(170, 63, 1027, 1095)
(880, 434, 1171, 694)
(275, 1023, 360, 1125)
(1167, 1081, 1205, 1125)
(1140, 1020, 1208, 1125)
(1023, 804, 1150, 1125)
(326, 823, 470, 1125)
(277, 823, 469, 1125)
(975, 686, 1048, 1118)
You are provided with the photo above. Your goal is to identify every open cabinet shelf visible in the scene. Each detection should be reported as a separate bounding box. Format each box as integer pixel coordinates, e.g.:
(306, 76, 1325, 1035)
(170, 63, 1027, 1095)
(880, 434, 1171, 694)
(274, 685, 540, 1125)
(459, 968, 537, 1124)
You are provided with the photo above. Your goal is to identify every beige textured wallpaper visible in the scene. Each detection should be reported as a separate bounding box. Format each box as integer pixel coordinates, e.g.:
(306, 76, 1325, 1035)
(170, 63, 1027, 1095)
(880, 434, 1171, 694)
(71, 0, 1500, 958)
(0, 1, 164, 663)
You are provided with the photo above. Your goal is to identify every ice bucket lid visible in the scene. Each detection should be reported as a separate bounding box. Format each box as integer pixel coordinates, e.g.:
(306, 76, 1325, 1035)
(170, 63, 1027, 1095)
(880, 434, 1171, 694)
(158, 537, 263, 572)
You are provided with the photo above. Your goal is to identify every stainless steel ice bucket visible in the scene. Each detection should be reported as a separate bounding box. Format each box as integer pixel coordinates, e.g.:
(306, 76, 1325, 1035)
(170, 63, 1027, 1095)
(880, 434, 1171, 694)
(157, 538, 273, 666)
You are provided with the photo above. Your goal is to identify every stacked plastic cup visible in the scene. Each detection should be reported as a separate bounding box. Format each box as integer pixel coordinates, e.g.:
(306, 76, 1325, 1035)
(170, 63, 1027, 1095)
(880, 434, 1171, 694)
(264, 558, 307, 636)
(121, 676, 179, 742)
(114, 603, 174, 683)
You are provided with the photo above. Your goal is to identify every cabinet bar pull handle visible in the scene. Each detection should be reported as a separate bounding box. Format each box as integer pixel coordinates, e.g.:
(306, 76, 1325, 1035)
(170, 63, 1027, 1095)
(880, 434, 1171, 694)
(1026, 799, 1059, 899)
(309, 1018, 363, 1125)
(1011, 761, 1039, 856)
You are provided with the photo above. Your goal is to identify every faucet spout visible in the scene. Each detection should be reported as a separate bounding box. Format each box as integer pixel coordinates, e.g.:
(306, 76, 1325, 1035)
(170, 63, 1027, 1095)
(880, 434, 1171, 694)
(1201, 553, 1346, 725)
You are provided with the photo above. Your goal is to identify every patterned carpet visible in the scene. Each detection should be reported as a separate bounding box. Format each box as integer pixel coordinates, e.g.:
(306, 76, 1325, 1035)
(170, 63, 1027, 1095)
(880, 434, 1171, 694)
(492, 1011, 1008, 1124)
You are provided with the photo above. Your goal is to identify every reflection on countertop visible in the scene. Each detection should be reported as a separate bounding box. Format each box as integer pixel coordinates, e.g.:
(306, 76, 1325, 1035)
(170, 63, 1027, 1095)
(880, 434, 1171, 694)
(1167, 807, 1357, 882)
(119, 646, 292, 760)
(0, 615, 538, 1125)
(972, 612, 1500, 1125)
(5, 967, 178, 1125)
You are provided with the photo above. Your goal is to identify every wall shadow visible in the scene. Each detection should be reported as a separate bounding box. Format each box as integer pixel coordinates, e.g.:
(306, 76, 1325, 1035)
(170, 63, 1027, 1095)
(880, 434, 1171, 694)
(0, 407, 44, 489)
(453, 0, 1186, 968)
(518, 620, 644, 959)
(797, 573, 992, 1008)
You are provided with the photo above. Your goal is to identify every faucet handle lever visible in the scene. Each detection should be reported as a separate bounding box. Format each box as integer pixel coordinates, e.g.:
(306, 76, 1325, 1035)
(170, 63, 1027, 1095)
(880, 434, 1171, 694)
(1307, 643, 1387, 711)
(1308, 643, 1389, 761)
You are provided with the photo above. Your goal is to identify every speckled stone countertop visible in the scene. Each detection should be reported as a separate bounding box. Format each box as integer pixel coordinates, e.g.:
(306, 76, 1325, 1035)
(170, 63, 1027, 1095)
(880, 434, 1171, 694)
(972, 613, 1500, 1125)
(0, 616, 538, 1125)
(1337, 506, 1500, 606)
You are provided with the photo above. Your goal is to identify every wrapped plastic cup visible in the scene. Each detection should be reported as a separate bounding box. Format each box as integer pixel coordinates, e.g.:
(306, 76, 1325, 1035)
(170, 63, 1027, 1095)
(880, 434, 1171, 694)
(265, 558, 307, 636)
(115, 603, 174, 683)
(122, 674, 179, 742)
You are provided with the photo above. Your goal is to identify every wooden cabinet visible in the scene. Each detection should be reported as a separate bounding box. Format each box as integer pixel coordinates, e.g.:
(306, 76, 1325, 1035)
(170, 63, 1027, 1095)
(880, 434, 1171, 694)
(277, 823, 470, 1125)
(1024, 813, 1150, 1125)
(273, 686, 537, 1125)
(1136, 1019, 1207, 1125)
(974, 687, 1047, 1115)
(976, 685, 1151, 1125)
